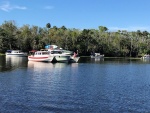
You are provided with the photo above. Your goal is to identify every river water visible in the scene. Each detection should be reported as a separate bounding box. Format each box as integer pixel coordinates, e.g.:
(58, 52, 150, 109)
(0, 56, 150, 113)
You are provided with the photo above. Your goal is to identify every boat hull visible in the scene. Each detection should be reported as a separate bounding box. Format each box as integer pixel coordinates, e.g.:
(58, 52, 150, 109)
(52, 55, 70, 62)
(28, 56, 54, 62)
(6, 53, 28, 57)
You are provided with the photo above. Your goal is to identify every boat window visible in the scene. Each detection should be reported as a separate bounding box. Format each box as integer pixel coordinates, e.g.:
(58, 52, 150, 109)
(43, 52, 49, 55)
(51, 51, 62, 54)
(58, 51, 62, 54)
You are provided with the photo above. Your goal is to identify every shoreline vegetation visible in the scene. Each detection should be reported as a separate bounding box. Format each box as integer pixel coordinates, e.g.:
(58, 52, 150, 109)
(0, 20, 150, 57)
(0, 54, 141, 60)
(0, 53, 5, 56)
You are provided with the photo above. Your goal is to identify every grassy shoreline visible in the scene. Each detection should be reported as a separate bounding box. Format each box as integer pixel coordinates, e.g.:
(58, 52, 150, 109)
(0, 53, 5, 56)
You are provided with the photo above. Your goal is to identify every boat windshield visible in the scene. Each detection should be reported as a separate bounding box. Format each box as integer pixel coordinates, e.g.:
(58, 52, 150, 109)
(51, 51, 62, 54)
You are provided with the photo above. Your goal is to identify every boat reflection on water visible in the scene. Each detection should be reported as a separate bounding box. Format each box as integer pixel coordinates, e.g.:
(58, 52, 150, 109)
(28, 61, 53, 68)
(28, 61, 75, 70)
(90, 57, 104, 62)
(94, 57, 104, 61)
(6, 56, 27, 67)
(27, 61, 79, 79)
(141, 58, 150, 63)
(27, 61, 79, 74)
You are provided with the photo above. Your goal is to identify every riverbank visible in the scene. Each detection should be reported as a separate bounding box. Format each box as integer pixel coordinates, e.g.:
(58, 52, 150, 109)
(81, 56, 141, 59)
(0, 54, 142, 60)
(0, 53, 5, 56)
(104, 57, 141, 59)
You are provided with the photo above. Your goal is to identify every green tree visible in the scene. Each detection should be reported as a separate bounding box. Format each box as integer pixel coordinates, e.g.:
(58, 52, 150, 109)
(1, 20, 17, 50)
(98, 26, 108, 32)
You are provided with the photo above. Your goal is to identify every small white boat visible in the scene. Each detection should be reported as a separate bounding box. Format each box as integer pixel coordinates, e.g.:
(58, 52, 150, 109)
(91, 53, 104, 58)
(141, 54, 150, 60)
(5, 50, 28, 57)
(28, 50, 54, 62)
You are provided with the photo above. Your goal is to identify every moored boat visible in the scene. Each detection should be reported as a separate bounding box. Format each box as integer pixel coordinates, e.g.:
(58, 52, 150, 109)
(141, 54, 150, 60)
(50, 50, 71, 63)
(46, 45, 78, 63)
(5, 50, 28, 57)
(45, 44, 80, 63)
(91, 53, 104, 59)
(28, 50, 54, 62)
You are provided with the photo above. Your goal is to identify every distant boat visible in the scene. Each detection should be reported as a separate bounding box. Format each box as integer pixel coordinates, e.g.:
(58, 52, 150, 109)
(5, 50, 28, 57)
(28, 50, 54, 62)
(91, 53, 104, 59)
(141, 54, 150, 60)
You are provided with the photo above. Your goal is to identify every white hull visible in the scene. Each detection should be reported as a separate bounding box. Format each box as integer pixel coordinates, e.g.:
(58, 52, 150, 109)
(52, 55, 70, 62)
(49, 50, 71, 62)
(6, 53, 28, 57)
(91, 53, 104, 59)
(28, 56, 54, 62)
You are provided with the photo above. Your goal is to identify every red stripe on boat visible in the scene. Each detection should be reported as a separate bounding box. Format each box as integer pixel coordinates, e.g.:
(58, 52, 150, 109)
(28, 57, 48, 59)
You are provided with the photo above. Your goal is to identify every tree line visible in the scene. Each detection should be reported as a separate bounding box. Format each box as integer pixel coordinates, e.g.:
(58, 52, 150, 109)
(0, 20, 150, 57)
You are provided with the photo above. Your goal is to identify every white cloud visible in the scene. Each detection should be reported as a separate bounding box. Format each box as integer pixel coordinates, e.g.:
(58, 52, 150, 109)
(109, 26, 150, 32)
(44, 6, 54, 10)
(0, 1, 27, 12)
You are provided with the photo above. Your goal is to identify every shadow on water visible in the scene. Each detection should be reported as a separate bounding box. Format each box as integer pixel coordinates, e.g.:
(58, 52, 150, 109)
(78, 56, 150, 65)
(78, 56, 104, 63)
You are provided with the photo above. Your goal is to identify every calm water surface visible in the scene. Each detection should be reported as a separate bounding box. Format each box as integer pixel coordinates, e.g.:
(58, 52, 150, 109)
(0, 56, 150, 113)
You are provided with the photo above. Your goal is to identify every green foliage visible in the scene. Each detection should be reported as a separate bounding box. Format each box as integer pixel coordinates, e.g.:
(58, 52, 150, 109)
(0, 20, 150, 57)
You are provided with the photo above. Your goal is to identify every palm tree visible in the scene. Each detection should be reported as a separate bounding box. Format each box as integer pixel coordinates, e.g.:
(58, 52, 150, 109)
(46, 23, 51, 45)
(46, 23, 51, 29)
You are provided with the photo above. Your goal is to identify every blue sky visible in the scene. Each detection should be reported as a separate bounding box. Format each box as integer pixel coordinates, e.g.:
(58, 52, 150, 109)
(0, 0, 150, 31)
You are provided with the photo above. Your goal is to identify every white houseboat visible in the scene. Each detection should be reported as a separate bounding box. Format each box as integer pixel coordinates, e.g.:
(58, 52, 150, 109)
(91, 53, 104, 59)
